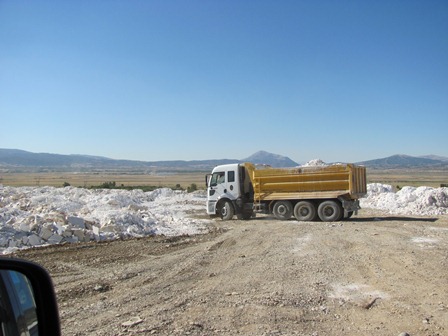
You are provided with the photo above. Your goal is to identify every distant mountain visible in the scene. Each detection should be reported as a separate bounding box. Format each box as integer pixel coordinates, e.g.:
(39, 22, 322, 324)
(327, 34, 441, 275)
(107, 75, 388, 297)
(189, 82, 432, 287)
(1, 149, 447, 172)
(0, 149, 299, 171)
(0, 149, 115, 167)
(242, 150, 298, 167)
(357, 154, 448, 168)
(0, 149, 238, 172)
(419, 155, 448, 162)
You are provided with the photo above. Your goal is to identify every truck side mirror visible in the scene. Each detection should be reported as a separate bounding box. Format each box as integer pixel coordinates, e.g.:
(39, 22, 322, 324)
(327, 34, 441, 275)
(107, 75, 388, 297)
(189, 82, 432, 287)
(205, 174, 212, 187)
(0, 258, 61, 336)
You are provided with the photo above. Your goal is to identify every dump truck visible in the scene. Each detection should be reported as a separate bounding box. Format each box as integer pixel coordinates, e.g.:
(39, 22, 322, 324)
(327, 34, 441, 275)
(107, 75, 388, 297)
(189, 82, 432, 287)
(206, 162, 367, 222)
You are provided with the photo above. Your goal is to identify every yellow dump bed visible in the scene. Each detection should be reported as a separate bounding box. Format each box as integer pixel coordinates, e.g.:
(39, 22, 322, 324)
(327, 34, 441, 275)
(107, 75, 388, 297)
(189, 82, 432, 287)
(245, 163, 367, 202)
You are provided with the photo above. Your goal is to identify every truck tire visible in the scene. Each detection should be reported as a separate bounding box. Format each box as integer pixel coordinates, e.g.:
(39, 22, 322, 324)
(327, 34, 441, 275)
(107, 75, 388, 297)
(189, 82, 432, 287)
(273, 201, 293, 220)
(219, 201, 234, 221)
(237, 211, 253, 220)
(294, 201, 317, 221)
(317, 200, 343, 222)
(343, 211, 354, 220)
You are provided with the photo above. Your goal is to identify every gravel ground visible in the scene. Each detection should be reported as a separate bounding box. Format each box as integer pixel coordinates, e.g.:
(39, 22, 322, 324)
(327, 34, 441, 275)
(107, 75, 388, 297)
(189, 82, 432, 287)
(12, 209, 448, 336)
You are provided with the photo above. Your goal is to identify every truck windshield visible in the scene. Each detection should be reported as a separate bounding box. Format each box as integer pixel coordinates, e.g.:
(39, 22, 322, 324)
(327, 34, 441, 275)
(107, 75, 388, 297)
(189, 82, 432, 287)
(210, 172, 225, 186)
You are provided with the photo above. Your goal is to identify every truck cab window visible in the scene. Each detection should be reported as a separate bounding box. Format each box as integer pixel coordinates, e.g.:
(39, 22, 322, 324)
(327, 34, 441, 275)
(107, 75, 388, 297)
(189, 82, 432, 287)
(211, 172, 225, 186)
(228, 171, 235, 183)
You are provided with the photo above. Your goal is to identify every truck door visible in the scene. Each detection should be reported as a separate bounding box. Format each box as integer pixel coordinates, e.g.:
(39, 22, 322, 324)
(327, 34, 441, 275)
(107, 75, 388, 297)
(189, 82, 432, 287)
(225, 170, 239, 200)
(209, 169, 239, 201)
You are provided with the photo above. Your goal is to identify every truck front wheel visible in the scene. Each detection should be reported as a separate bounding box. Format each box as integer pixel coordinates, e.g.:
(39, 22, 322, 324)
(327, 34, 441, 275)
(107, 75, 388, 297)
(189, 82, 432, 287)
(294, 201, 317, 221)
(273, 201, 293, 220)
(219, 201, 235, 221)
(317, 200, 343, 222)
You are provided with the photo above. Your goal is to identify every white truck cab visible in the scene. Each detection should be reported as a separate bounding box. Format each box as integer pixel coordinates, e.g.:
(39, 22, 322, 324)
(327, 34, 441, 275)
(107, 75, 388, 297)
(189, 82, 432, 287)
(206, 163, 254, 220)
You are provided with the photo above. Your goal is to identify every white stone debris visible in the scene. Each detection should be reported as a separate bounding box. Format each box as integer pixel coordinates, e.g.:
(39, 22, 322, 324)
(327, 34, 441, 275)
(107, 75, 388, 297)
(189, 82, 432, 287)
(360, 183, 448, 216)
(0, 185, 209, 254)
(301, 159, 327, 167)
(1, 170, 447, 254)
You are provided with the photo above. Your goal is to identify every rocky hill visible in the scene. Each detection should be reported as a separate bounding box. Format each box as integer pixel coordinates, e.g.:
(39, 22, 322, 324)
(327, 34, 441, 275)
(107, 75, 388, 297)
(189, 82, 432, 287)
(1, 149, 447, 172)
(0, 149, 299, 171)
(242, 150, 298, 167)
(356, 154, 448, 168)
(0, 149, 229, 172)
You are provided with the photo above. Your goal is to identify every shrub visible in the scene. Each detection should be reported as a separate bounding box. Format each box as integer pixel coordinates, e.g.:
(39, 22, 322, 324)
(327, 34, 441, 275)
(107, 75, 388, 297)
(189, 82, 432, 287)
(187, 183, 197, 193)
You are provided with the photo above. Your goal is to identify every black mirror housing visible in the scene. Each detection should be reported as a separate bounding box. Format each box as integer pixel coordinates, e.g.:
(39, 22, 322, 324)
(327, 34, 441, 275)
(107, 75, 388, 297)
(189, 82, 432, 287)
(0, 258, 61, 336)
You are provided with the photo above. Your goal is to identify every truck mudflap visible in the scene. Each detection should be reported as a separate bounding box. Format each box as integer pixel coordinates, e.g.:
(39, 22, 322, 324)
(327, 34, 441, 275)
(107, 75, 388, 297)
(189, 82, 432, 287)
(233, 200, 254, 219)
(233, 198, 253, 213)
(338, 197, 361, 212)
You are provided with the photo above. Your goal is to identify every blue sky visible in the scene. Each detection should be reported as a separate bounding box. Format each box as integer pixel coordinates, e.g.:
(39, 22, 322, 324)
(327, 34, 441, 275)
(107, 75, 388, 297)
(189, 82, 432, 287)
(1, 1, 447, 163)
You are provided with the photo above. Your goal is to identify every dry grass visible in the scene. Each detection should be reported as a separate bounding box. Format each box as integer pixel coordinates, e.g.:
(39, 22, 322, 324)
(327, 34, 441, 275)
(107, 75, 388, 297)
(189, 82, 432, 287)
(367, 168, 448, 188)
(0, 172, 207, 189)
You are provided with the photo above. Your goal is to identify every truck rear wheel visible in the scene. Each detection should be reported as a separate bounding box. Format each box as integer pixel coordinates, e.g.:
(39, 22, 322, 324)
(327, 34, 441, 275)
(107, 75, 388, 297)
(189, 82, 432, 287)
(294, 201, 317, 221)
(219, 201, 234, 221)
(317, 200, 343, 222)
(273, 201, 293, 220)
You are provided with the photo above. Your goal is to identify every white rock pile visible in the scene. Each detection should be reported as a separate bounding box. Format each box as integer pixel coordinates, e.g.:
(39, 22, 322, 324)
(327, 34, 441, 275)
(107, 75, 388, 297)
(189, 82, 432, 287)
(0, 186, 209, 254)
(360, 183, 448, 216)
(1, 181, 447, 254)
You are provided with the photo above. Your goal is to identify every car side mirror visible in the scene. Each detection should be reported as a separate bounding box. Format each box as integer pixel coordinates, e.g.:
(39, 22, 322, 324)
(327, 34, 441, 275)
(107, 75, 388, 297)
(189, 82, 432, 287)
(0, 258, 61, 336)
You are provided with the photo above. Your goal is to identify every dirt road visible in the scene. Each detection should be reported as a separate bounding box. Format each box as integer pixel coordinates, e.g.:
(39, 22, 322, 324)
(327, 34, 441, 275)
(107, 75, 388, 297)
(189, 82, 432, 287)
(13, 209, 448, 336)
